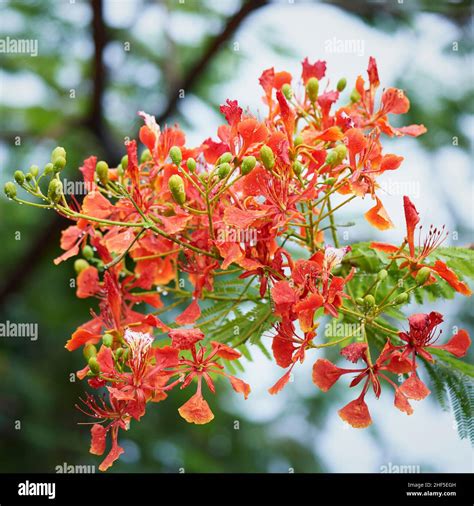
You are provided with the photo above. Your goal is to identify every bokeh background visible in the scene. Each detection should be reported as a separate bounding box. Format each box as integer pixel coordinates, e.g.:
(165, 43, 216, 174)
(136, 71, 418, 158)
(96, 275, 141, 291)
(0, 0, 473, 473)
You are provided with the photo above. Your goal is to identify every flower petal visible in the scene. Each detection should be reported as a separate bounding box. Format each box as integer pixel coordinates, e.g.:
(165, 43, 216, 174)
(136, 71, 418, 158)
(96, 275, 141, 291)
(433, 329, 471, 358)
(312, 359, 346, 392)
(338, 397, 372, 428)
(399, 373, 430, 400)
(365, 197, 394, 231)
(178, 393, 214, 425)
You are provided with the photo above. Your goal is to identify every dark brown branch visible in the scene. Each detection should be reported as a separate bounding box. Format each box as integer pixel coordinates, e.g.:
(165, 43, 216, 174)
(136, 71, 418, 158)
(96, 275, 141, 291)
(156, 0, 269, 124)
(0, 0, 268, 307)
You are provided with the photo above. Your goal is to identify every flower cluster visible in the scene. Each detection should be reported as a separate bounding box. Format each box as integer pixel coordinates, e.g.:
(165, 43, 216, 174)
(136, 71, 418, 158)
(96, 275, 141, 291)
(5, 57, 471, 470)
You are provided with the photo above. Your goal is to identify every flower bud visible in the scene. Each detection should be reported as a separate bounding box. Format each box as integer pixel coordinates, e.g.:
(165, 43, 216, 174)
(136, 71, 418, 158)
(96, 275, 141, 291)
(364, 294, 375, 306)
(355, 297, 364, 306)
(115, 347, 124, 359)
(14, 170, 25, 185)
(4, 181, 17, 199)
(218, 152, 233, 165)
(121, 155, 128, 171)
(29, 165, 39, 177)
(186, 157, 196, 173)
(96, 160, 109, 185)
(337, 78, 347, 92)
(324, 177, 337, 186)
(292, 160, 303, 176)
(102, 333, 113, 348)
(334, 143, 347, 161)
(415, 267, 431, 286)
(169, 146, 182, 166)
(88, 356, 100, 375)
(306, 77, 319, 102)
(48, 179, 63, 203)
(53, 156, 66, 172)
(282, 83, 293, 100)
(168, 174, 186, 205)
(83, 344, 97, 361)
(350, 88, 361, 103)
(25, 173, 33, 182)
(44, 163, 54, 175)
(394, 293, 409, 305)
(51, 146, 66, 163)
(325, 150, 338, 166)
(241, 155, 256, 175)
(82, 245, 94, 260)
(377, 269, 388, 281)
(217, 162, 231, 180)
(140, 149, 152, 163)
(294, 135, 304, 147)
(74, 258, 89, 274)
(260, 145, 275, 170)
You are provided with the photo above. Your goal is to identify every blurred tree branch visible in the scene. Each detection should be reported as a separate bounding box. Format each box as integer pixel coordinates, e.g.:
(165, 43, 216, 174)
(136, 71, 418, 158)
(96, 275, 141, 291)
(0, 0, 268, 305)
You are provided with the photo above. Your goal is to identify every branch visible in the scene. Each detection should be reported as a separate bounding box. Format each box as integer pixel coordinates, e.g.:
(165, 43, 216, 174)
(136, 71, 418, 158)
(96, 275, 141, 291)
(156, 0, 269, 123)
(0, 0, 268, 306)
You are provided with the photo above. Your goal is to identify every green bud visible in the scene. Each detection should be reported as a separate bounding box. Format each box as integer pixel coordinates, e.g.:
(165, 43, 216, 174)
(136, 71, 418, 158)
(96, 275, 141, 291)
(4, 181, 17, 199)
(377, 269, 388, 281)
(88, 356, 100, 375)
(186, 157, 196, 173)
(324, 177, 337, 186)
(44, 163, 54, 175)
(260, 145, 275, 170)
(292, 160, 303, 176)
(394, 293, 409, 305)
(217, 162, 231, 180)
(415, 267, 431, 286)
(96, 160, 109, 185)
(306, 77, 319, 102)
(102, 333, 113, 348)
(53, 156, 66, 172)
(83, 344, 97, 361)
(74, 258, 89, 274)
(325, 150, 338, 166)
(168, 174, 186, 205)
(140, 149, 152, 163)
(364, 294, 375, 306)
(115, 347, 124, 359)
(282, 83, 293, 100)
(82, 245, 94, 260)
(294, 135, 304, 147)
(117, 166, 124, 177)
(169, 146, 182, 166)
(48, 179, 63, 203)
(51, 146, 66, 163)
(25, 173, 33, 182)
(334, 143, 347, 161)
(14, 170, 25, 185)
(337, 78, 347, 92)
(121, 155, 128, 171)
(355, 297, 365, 306)
(218, 152, 233, 165)
(350, 88, 361, 103)
(29, 165, 39, 177)
(241, 156, 256, 176)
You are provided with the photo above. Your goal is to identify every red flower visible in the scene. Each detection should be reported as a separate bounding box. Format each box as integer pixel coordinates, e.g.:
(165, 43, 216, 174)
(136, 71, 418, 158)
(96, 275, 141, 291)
(371, 196, 472, 295)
